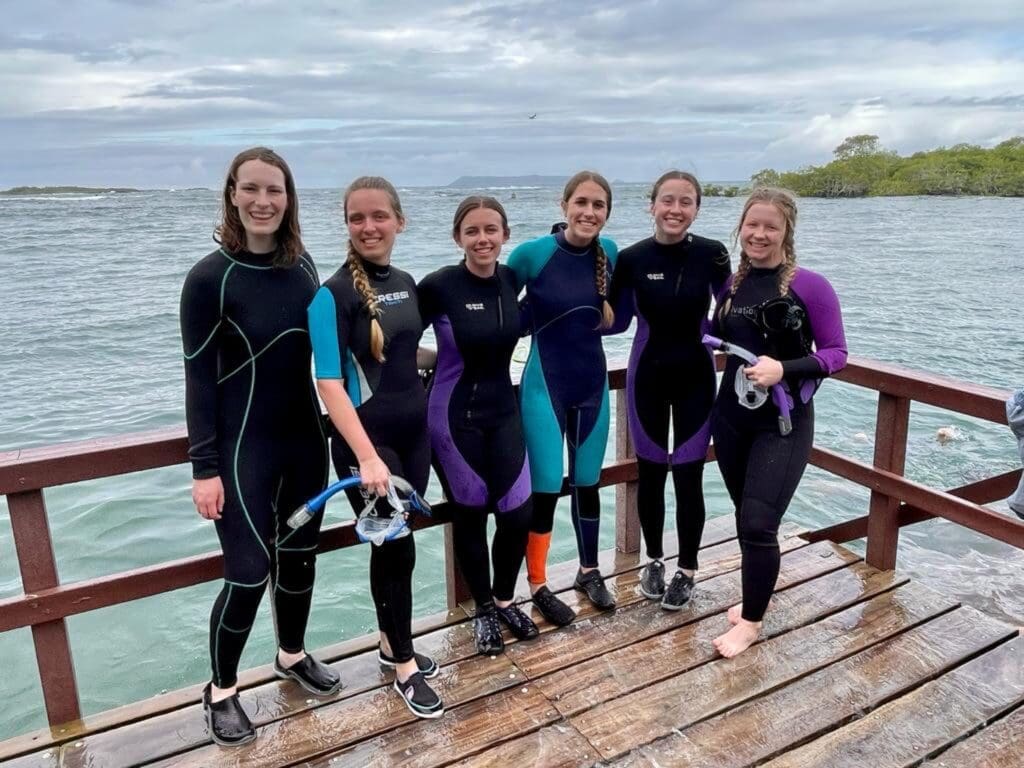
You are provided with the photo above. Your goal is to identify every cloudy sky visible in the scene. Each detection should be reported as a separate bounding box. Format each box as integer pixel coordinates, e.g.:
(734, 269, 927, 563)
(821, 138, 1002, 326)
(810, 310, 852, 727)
(3, 0, 1022, 187)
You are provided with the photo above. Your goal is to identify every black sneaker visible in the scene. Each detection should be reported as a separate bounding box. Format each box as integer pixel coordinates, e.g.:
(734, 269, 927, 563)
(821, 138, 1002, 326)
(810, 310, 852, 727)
(202, 683, 256, 747)
(393, 671, 444, 719)
(531, 586, 576, 627)
(638, 560, 666, 600)
(662, 570, 696, 611)
(574, 568, 616, 610)
(473, 604, 505, 655)
(495, 603, 540, 640)
(274, 654, 343, 696)
(377, 647, 440, 679)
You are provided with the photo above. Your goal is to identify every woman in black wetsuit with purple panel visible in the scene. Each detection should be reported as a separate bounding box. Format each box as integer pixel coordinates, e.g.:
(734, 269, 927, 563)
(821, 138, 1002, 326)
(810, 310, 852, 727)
(709, 187, 847, 658)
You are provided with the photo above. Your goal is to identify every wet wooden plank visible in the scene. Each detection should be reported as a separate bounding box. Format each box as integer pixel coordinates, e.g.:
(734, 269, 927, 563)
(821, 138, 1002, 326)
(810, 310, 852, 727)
(148, 655, 524, 768)
(447, 722, 599, 768)
(930, 703, 1024, 768)
(604, 606, 1017, 768)
(514, 539, 854, 680)
(0, 748, 60, 768)
(761, 635, 1024, 768)
(541, 557, 899, 717)
(303, 685, 557, 768)
(570, 580, 955, 762)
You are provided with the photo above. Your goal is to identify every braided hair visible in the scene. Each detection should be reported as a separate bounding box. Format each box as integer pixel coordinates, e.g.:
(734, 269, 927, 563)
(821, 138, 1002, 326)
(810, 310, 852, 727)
(562, 171, 615, 329)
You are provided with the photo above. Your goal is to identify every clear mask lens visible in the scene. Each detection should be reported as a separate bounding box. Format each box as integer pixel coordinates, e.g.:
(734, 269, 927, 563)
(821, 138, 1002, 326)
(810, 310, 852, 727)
(734, 367, 769, 409)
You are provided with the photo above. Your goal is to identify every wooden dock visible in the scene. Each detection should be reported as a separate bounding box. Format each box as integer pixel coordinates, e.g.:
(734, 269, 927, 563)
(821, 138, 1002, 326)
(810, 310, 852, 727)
(3, 516, 1021, 767)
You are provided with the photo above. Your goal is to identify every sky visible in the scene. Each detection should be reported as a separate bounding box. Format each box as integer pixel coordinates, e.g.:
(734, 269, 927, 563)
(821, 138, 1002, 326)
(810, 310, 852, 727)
(2, 0, 1022, 188)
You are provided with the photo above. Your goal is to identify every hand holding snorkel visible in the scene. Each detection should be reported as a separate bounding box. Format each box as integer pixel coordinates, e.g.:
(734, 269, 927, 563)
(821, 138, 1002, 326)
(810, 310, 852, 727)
(702, 334, 793, 436)
(287, 474, 432, 546)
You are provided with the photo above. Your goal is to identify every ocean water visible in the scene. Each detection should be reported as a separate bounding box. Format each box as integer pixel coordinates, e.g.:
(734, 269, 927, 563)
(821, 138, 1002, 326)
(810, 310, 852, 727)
(1, 186, 1022, 740)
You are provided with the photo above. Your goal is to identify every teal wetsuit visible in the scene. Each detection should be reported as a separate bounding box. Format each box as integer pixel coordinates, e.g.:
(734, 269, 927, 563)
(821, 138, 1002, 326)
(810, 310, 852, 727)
(508, 229, 618, 572)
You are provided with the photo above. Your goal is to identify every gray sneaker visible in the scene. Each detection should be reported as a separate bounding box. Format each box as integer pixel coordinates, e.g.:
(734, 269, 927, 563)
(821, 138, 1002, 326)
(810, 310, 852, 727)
(661, 570, 695, 611)
(638, 560, 666, 599)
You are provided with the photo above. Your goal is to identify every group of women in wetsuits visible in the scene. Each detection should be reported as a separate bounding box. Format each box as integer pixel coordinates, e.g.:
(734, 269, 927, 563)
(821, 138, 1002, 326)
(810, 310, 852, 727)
(180, 147, 847, 746)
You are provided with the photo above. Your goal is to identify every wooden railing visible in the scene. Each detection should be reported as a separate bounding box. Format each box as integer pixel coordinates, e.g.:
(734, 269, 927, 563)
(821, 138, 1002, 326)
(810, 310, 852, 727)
(1, 359, 1021, 730)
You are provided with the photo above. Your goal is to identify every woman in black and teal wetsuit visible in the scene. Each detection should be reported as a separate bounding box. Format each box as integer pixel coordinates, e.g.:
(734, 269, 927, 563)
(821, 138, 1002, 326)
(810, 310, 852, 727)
(419, 196, 539, 656)
(507, 171, 619, 626)
(609, 171, 731, 610)
(180, 147, 338, 747)
(307, 176, 443, 719)
(710, 187, 847, 658)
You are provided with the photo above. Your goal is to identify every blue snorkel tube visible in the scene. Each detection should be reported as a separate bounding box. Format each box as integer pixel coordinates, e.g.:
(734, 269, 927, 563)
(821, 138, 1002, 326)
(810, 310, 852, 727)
(287, 475, 432, 545)
(702, 334, 793, 436)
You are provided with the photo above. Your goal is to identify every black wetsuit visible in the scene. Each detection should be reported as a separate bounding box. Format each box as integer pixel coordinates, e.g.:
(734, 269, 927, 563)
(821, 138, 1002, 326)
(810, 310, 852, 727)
(418, 263, 531, 605)
(711, 265, 847, 622)
(180, 247, 328, 689)
(308, 258, 427, 663)
(609, 234, 731, 571)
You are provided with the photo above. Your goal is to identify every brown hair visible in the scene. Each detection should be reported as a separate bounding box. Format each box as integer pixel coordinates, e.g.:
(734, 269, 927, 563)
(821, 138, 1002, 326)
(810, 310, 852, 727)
(718, 187, 799, 321)
(215, 146, 303, 267)
(342, 176, 406, 362)
(562, 171, 614, 329)
(650, 170, 702, 207)
(451, 195, 510, 241)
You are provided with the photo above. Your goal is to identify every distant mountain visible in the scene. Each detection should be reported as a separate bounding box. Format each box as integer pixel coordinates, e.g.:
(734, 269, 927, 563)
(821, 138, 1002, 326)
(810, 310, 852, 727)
(446, 175, 567, 188)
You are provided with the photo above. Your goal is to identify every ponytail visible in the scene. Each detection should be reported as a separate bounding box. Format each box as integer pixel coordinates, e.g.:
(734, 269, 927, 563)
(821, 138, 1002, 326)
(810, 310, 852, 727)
(594, 239, 614, 329)
(346, 242, 386, 362)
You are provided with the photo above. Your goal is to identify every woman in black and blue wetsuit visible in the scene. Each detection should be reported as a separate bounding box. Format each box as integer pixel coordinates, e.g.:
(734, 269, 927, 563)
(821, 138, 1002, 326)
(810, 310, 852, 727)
(181, 147, 338, 747)
(609, 171, 731, 610)
(508, 171, 619, 626)
(710, 187, 847, 658)
(307, 176, 443, 719)
(419, 196, 539, 655)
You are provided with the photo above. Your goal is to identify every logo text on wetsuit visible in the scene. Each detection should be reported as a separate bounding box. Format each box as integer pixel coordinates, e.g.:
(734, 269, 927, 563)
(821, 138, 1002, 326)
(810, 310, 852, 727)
(646, 273, 665, 280)
(379, 290, 410, 305)
(465, 302, 485, 311)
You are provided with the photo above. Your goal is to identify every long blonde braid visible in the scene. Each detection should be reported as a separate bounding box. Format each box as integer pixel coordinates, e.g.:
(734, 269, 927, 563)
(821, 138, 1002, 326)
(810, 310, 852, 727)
(562, 170, 615, 329)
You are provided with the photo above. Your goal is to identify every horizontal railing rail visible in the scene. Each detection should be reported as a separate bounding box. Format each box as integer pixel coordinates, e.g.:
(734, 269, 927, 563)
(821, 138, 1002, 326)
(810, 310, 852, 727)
(1, 357, 1021, 731)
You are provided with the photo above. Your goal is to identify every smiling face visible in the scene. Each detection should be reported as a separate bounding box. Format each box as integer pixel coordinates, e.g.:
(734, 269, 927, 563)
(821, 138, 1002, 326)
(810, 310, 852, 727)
(345, 188, 405, 265)
(561, 179, 610, 247)
(651, 178, 700, 244)
(739, 202, 787, 268)
(455, 206, 509, 277)
(229, 159, 287, 253)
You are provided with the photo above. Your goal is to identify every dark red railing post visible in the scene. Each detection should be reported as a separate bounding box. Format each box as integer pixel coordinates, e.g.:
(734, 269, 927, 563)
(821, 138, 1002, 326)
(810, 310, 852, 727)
(7, 490, 82, 726)
(865, 393, 911, 569)
(615, 388, 641, 554)
(443, 524, 472, 609)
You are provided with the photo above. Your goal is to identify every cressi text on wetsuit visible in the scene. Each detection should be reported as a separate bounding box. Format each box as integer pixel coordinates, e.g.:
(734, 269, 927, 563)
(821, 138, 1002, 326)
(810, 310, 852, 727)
(181, 247, 328, 689)
(507, 230, 618, 582)
(711, 265, 846, 622)
(609, 233, 731, 571)
(307, 258, 427, 663)
(418, 262, 531, 605)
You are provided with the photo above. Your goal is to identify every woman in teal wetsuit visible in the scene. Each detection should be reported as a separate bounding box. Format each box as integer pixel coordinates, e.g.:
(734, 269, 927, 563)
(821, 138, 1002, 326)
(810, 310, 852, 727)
(507, 171, 618, 626)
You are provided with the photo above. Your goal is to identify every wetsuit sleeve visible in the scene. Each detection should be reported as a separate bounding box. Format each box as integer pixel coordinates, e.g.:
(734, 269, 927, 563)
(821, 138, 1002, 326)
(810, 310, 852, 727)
(506, 240, 534, 291)
(416, 272, 440, 327)
(605, 246, 634, 334)
(180, 262, 222, 479)
(782, 271, 848, 378)
(308, 285, 347, 379)
(710, 240, 732, 297)
(710, 274, 734, 337)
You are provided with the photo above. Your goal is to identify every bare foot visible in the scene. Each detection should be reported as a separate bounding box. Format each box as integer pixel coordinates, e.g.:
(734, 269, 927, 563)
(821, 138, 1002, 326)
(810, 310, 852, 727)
(713, 619, 762, 658)
(727, 604, 743, 625)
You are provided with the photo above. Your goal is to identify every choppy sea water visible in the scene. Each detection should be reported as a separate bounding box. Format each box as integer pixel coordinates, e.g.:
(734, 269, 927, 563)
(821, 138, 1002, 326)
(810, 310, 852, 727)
(0, 186, 1021, 739)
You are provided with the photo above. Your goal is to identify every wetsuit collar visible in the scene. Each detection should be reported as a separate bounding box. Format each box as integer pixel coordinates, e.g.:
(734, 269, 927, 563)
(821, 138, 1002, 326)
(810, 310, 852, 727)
(749, 264, 783, 277)
(230, 248, 277, 266)
(360, 258, 391, 280)
(460, 260, 498, 283)
(554, 227, 593, 255)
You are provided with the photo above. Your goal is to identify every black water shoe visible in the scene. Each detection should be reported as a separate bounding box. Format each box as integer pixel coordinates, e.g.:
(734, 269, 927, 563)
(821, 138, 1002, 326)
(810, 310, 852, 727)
(495, 603, 540, 640)
(273, 654, 343, 696)
(638, 560, 666, 599)
(473, 603, 505, 655)
(662, 571, 696, 611)
(531, 586, 576, 626)
(378, 647, 440, 679)
(393, 671, 444, 719)
(203, 683, 256, 747)
(574, 568, 616, 610)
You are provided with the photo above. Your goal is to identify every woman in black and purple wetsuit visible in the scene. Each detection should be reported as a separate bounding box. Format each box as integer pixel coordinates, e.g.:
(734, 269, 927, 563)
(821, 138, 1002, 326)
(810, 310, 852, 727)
(710, 187, 847, 658)
(418, 196, 539, 656)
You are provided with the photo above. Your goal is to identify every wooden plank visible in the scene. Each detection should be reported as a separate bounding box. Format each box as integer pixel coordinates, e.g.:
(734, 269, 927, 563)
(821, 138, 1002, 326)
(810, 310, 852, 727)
(865, 393, 909, 570)
(570, 580, 956, 762)
(514, 540, 856, 681)
(761, 635, 1024, 768)
(930, 703, 1024, 768)
(302, 685, 558, 768)
(447, 722, 599, 768)
(615, 388, 641, 554)
(539, 559, 902, 717)
(146, 655, 524, 768)
(605, 606, 1017, 768)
